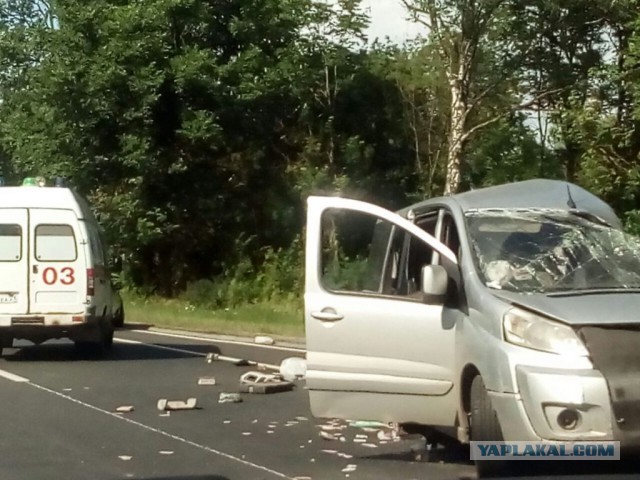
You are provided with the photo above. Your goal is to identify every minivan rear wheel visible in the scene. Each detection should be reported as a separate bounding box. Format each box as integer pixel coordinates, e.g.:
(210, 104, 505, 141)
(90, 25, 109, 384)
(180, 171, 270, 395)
(470, 375, 508, 478)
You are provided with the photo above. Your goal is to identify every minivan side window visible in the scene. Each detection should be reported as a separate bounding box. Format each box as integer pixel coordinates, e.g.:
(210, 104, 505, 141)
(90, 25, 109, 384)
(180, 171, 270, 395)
(320, 209, 438, 301)
(0, 225, 22, 262)
(35, 225, 77, 262)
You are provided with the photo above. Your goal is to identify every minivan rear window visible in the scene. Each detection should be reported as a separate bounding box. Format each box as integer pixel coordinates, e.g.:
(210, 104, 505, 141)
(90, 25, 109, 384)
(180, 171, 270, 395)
(35, 225, 77, 262)
(0, 224, 22, 261)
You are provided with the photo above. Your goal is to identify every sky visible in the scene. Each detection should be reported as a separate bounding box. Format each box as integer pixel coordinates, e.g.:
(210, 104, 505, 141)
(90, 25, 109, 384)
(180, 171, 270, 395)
(361, 0, 424, 44)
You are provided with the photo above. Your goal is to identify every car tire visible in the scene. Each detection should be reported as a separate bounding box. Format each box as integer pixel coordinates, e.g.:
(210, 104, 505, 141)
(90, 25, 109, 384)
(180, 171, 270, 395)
(470, 375, 508, 478)
(102, 321, 114, 350)
(113, 308, 124, 328)
(75, 322, 113, 357)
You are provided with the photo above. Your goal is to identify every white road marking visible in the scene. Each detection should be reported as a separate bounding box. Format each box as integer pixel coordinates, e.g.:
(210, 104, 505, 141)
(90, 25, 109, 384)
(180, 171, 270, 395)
(114, 337, 281, 370)
(0, 369, 29, 383)
(27, 381, 293, 479)
(129, 329, 305, 353)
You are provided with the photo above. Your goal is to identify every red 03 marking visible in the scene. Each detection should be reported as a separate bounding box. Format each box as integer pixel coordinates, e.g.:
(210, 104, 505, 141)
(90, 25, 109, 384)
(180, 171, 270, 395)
(42, 267, 75, 285)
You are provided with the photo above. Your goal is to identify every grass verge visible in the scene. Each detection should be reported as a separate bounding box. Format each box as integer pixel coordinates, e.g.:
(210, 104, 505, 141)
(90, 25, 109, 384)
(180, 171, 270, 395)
(123, 292, 304, 339)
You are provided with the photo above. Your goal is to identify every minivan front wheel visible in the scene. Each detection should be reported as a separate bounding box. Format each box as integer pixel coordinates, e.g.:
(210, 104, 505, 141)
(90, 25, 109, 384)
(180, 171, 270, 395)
(470, 375, 508, 478)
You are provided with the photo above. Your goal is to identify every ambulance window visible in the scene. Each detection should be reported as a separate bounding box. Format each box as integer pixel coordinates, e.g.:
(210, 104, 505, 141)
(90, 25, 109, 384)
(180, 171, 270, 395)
(35, 225, 77, 262)
(0, 225, 22, 262)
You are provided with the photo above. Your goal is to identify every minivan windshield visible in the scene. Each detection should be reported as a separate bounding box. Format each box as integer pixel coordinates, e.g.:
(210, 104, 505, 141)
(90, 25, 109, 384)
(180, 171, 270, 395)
(466, 209, 640, 293)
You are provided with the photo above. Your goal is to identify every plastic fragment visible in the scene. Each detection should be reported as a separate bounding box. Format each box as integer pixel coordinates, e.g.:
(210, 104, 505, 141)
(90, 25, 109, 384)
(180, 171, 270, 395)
(349, 420, 387, 428)
(279, 357, 307, 381)
(159, 451, 174, 455)
(197, 376, 216, 385)
(319, 431, 336, 441)
(242, 432, 252, 436)
(218, 392, 242, 404)
(254, 335, 275, 345)
(157, 398, 197, 411)
(116, 405, 134, 413)
(118, 456, 132, 461)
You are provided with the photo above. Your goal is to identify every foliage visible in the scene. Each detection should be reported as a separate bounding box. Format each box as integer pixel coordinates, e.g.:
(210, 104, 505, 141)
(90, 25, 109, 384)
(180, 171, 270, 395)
(2, 0, 640, 303)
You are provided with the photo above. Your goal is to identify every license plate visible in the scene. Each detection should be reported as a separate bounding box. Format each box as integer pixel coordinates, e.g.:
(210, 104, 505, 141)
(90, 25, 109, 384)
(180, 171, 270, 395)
(0, 293, 17, 304)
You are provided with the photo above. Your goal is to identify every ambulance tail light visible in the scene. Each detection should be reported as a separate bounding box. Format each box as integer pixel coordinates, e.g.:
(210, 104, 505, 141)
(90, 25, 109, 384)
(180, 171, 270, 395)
(87, 268, 95, 296)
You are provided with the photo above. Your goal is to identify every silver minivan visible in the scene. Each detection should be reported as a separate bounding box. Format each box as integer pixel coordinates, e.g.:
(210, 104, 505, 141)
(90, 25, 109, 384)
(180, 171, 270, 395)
(304, 179, 640, 476)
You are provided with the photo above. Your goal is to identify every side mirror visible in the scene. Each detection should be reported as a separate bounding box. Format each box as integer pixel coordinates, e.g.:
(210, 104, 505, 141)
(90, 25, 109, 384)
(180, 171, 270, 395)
(421, 264, 448, 303)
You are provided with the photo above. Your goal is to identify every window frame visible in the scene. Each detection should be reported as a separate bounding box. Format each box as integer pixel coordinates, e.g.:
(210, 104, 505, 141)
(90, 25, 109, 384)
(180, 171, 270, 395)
(0, 224, 23, 262)
(34, 224, 78, 262)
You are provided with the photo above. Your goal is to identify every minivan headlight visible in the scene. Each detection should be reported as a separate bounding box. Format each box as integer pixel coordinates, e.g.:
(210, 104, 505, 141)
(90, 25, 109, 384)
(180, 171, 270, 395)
(503, 307, 588, 356)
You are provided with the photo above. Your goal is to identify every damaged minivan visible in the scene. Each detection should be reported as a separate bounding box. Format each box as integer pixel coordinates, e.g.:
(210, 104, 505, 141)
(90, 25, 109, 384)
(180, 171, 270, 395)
(304, 179, 640, 476)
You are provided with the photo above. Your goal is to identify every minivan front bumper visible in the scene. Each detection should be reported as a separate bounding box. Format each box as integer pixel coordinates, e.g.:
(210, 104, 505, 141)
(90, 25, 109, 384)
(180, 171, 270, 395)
(489, 365, 640, 446)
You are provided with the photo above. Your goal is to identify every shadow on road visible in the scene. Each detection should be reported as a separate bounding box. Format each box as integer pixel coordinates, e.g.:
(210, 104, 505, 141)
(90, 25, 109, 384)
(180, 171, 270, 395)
(138, 477, 229, 480)
(2, 342, 221, 362)
(458, 459, 640, 479)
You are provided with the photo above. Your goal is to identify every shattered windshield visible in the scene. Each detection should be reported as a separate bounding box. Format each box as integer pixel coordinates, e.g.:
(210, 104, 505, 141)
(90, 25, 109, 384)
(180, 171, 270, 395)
(466, 209, 640, 293)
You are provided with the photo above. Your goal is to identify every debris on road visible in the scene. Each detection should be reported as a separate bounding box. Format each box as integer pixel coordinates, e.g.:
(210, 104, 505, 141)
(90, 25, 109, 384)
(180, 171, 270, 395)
(254, 335, 275, 345)
(319, 431, 336, 441)
(157, 397, 198, 411)
(115, 405, 134, 413)
(159, 451, 174, 455)
(207, 352, 256, 367)
(279, 357, 306, 381)
(238, 371, 294, 394)
(118, 456, 132, 461)
(62, 388, 72, 392)
(218, 392, 243, 403)
(349, 420, 387, 429)
(242, 432, 252, 436)
(197, 376, 216, 386)
(296, 416, 309, 421)
(342, 464, 357, 473)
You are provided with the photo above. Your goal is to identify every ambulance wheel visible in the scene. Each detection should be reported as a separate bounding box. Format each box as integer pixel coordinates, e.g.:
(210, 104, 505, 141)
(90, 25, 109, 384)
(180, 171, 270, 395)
(101, 321, 114, 350)
(113, 307, 124, 328)
(470, 375, 508, 478)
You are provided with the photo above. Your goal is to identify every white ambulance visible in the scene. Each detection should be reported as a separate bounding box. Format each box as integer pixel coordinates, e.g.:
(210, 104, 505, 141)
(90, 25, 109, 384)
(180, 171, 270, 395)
(0, 177, 116, 356)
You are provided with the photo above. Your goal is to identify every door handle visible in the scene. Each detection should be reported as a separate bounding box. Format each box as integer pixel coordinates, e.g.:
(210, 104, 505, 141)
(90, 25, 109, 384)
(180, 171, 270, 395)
(311, 311, 344, 322)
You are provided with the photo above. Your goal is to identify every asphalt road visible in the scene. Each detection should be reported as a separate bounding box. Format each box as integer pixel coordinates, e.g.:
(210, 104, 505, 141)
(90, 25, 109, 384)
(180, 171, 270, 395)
(0, 328, 638, 480)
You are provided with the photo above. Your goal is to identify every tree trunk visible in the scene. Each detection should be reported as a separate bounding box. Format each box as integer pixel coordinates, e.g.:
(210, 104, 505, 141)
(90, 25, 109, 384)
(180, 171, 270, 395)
(445, 61, 468, 195)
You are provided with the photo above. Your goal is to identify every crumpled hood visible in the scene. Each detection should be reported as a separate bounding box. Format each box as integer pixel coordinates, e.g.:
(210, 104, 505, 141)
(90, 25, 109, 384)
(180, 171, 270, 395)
(492, 290, 640, 326)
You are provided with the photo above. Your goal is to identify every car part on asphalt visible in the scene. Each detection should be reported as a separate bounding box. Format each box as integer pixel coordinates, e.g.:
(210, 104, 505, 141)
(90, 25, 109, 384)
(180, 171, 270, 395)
(238, 371, 294, 394)
(254, 335, 275, 345)
(218, 392, 243, 403)
(197, 376, 216, 385)
(279, 356, 307, 381)
(156, 397, 198, 411)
